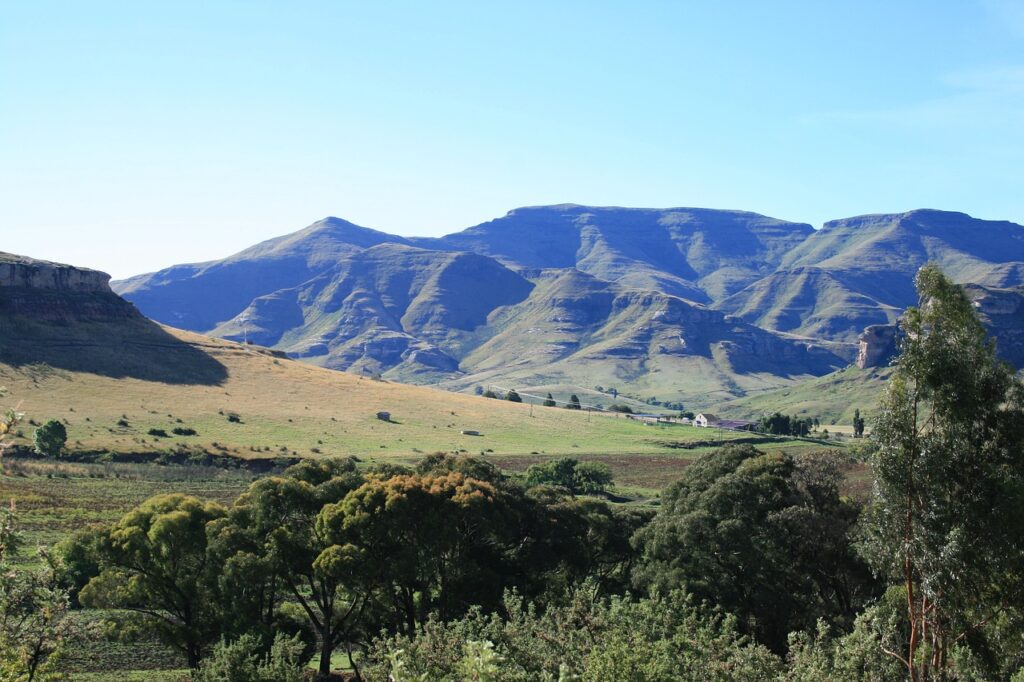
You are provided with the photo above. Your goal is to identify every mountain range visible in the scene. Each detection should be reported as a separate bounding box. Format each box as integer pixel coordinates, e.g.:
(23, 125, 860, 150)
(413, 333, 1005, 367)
(113, 205, 1024, 407)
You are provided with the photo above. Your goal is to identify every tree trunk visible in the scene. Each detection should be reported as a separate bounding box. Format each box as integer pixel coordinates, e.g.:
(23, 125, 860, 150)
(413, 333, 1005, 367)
(319, 630, 334, 678)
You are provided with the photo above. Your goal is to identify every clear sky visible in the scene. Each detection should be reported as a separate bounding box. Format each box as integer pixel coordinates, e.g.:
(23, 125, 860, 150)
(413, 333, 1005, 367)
(2, 1, 1023, 279)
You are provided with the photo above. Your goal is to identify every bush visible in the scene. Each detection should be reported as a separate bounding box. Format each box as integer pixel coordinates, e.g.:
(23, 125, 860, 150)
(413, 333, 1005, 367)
(193, 632, 306, 682)
(147, 428, 169, 438)
(172, 427, 198, 436)
(608, 404, 633, 414)
(226, 414, 242, 423)
(33, 420, 67, 457)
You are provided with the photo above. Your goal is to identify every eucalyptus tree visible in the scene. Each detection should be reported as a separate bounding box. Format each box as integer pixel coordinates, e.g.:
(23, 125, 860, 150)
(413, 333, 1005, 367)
(78, 493, 228, 669)
(862, 264, 1024, 680)
(224, 458, 367, 678)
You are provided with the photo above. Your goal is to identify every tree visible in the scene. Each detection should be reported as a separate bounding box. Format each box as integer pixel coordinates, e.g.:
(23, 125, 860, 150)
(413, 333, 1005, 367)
(0, 504, 72, 681)
(506, 389, 522, 403)
(543, 393, 557, 408)
(219, 459, 366, 678)
(862, 264, 1024, 681)
(852, 409, 865, 438)
(522, 458, 614, 496)
(77, 494, 228, 668)
(608, 404, 633, 414)
(33, 420, 66, 458)
(317, 472, 518, 637)
(567, 395, 582, 410)
(633, 445, 877, 652)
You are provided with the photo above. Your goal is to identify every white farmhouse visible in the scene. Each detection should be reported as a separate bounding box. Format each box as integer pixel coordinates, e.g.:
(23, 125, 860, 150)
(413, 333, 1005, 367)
(694, 413, 719, 428)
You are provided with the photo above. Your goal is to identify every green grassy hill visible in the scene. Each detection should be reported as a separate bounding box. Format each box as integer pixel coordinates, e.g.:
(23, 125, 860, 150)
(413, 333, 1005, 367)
(713, 365, 892, 425)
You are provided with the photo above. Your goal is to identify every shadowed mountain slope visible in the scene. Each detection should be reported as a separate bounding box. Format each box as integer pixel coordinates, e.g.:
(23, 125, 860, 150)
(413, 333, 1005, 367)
(0, 253, 227, 384)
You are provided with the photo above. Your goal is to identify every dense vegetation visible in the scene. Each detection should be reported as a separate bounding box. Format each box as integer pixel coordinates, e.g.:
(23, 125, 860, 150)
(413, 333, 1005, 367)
(3, 264, 1023, 680)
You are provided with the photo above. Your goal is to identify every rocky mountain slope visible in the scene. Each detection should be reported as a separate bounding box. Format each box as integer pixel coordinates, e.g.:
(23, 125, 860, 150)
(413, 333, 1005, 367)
(717, 210, 1024, 341)
(113, 205, 1024, 406)
(114, 208, 847, 404)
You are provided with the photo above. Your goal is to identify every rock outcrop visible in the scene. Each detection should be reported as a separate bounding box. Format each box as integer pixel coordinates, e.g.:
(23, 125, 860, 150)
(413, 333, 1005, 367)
(0, 252, 111, 293)
(856, 324, 898, 369)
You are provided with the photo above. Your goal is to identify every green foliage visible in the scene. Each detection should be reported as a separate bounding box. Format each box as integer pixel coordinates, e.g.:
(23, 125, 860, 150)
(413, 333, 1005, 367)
(851, 408, 865, 437)
(862, 264, 1024, 680)
(522, 458, 613, 495)
(363, 589, 782, 681)
(633, 444, 878, 651)
(755, 412, 815, 437)
(0, 505, 72, 681)
(33, 419, 67, 457)
(192, 632, 306, 682)
(607, 404, 633, 414)
(76, 493, 228, 668)
(566, 395, 581, 410)
(543, 393, 556, 407)
(506, 390, 522, 403)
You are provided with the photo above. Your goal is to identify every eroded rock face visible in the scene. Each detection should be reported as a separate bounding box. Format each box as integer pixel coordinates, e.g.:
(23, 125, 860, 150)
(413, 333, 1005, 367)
(856, 324, 898, 369)
(0, 253, 111, 293)
(964, 284, 1024, 368)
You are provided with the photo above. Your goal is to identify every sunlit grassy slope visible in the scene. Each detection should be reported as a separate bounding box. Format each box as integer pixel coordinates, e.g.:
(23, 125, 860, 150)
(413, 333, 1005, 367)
(1, 327, 780, 466)
(714, 365, 892, 425)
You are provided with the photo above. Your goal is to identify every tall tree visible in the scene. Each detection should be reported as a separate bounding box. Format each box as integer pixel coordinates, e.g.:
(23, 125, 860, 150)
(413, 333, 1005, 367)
(862, 264, 1024, 680)
(567, 395, 582, 410)
(543, 393, 557, 408)
(633, 445, 876, 652)
(78, 494, 227, 668)
(222, 459, 367, 678)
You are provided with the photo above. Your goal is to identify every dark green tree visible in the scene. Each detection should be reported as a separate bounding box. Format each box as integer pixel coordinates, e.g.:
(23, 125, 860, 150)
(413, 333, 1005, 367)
(852, 409, 865, 438)
(543, 393, 557, 407)
(862, 264, 1024, 680)
(218, 459, 366, 678)
(633, 445, 877, 652)
(522, 458, 613, 495)
(317, 471, 517, 636)
(33, 420, 66, 458)
(506, 389, 523, 403)
(567, 395, 582, 410)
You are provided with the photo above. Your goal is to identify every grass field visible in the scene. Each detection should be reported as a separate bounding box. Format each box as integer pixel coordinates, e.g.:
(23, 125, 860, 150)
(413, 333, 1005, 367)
(713, 365, 892, 425)
(0, 327, 826, 469)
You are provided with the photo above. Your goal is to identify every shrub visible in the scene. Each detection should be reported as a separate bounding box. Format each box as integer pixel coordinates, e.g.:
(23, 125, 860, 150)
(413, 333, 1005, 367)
(608, 404, 633, 414)
(33, 420, 67, 457)
(172, 427, 198, 436)
(147, 428, 169, 438)
(193, 632, 306, 682)
(226, 414, 242, 423)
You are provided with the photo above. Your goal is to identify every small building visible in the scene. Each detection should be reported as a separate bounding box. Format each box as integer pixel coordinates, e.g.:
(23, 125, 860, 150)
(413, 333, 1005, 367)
(376, 411, 391, 421)
(694, 413, 719, 428)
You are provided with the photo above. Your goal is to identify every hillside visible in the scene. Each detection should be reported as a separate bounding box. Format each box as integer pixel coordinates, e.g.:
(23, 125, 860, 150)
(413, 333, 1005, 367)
(713, 365, 893, 425)
(2, 252, 833, 493)
(113, 206, 845, 405)
(718, 210, 1024, 341)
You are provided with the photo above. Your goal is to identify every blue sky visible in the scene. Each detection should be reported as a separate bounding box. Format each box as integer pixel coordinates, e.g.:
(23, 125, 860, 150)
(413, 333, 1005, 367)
(2, 1, 1023, 278)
